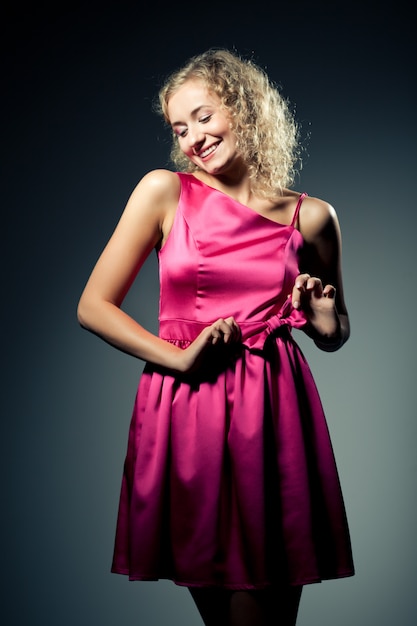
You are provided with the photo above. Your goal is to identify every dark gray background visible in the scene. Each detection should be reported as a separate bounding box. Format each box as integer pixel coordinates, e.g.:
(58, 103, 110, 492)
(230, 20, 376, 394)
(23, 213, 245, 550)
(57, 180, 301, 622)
(2, 1, 415, 624)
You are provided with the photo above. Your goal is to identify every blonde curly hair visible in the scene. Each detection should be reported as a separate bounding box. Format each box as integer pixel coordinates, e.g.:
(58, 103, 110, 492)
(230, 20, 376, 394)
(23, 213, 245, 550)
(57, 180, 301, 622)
(157, 49, 301, 197)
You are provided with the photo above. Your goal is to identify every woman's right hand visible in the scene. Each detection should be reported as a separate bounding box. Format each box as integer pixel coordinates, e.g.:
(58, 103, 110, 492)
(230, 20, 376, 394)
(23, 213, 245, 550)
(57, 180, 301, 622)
(174, 317, 241, 373)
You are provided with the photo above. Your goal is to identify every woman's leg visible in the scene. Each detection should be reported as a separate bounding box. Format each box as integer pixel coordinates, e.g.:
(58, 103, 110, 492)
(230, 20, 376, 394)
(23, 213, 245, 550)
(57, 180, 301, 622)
(189, 584, 302, 626)
(189, 587, 230, 626)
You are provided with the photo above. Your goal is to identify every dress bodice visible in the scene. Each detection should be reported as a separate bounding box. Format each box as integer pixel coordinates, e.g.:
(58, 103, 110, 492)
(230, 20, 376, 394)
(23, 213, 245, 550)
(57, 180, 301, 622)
(158, 173, 306, 341)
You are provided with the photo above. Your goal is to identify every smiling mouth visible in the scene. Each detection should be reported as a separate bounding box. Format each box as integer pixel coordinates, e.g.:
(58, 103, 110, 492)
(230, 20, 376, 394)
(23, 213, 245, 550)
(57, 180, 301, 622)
(198, 142, 220, 158)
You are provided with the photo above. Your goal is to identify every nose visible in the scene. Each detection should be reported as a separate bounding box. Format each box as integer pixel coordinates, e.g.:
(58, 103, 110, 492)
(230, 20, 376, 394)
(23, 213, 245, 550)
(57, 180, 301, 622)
(188, 125, 205, 150)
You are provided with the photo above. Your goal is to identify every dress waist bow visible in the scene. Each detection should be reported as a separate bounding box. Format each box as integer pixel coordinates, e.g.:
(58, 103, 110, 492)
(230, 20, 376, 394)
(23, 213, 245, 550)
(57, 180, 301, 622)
(241, 297, 307, 352)
(159, 298, 307, 351)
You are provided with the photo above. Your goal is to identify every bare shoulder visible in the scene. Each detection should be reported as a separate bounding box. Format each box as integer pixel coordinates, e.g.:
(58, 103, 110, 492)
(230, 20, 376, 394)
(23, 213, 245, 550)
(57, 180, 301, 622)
(130, 168, 181, 206)
(128, 169, 183, 247)
(298, 194, 340, 243)
(118, 169, 181, 242)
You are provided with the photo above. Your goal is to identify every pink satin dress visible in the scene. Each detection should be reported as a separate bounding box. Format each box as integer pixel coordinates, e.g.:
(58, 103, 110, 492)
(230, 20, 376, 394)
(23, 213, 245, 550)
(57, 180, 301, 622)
(111, 172, 354, 588)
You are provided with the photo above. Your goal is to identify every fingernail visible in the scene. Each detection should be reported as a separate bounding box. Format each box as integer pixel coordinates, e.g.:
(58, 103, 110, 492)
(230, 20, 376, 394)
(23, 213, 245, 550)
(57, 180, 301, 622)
(293, 300, 299, 309)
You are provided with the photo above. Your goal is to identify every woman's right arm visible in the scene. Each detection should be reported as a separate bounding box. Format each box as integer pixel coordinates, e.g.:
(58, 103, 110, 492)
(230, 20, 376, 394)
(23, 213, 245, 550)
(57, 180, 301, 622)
(77, 169, 187, 368)
(77, 169, 239, 372)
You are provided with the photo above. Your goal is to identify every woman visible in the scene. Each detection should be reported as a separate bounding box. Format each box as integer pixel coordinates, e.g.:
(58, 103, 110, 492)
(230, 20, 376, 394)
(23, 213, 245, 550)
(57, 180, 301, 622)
(78, 49, 354, 625)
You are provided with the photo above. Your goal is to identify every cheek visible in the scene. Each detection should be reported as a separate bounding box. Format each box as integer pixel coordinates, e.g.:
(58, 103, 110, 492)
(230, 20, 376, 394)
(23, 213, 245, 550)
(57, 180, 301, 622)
(179, 144, 193, 157)
(176, 138, 189, 154)
(177, 141, 196, 161)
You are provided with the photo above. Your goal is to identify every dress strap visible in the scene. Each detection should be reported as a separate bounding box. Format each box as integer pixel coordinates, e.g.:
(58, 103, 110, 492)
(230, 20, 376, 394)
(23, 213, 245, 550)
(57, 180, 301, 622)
(291, 192, 308, 227)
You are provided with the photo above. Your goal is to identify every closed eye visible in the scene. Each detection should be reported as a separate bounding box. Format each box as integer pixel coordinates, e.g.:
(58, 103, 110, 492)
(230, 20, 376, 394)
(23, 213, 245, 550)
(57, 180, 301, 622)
(173, 113, 212, 138)
(173, 126, 187, 138)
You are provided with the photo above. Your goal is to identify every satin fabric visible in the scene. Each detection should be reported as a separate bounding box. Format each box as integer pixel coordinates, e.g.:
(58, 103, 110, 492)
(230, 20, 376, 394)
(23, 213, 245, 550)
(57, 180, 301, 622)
(111, 173, 354, 588)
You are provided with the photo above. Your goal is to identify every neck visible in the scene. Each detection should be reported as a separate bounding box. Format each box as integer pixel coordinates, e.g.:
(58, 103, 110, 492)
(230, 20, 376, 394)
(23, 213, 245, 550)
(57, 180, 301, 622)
(195, 164, 253, 204)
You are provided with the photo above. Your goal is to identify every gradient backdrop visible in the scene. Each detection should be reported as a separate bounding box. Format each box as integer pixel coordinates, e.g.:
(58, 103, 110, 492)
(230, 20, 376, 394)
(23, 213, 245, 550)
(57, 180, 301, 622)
(3, 1, 416, 624)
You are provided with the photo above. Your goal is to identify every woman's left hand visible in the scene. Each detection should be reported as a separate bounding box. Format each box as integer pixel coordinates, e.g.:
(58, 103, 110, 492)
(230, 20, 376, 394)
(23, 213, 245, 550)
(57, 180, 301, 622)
(291, 273, 340, 338)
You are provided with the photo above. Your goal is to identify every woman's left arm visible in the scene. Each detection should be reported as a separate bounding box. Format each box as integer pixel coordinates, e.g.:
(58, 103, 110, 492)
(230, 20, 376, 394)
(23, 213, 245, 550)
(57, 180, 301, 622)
(292, 196, 350, 352)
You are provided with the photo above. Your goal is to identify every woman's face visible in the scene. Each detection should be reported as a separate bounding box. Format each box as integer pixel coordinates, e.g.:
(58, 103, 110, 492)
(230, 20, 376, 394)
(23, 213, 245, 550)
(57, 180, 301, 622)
(167, 80, 241, 177)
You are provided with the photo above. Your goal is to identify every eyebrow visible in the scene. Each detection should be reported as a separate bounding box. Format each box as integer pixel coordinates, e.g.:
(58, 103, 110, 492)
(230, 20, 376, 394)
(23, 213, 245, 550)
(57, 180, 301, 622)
(171, 104, 212, 127)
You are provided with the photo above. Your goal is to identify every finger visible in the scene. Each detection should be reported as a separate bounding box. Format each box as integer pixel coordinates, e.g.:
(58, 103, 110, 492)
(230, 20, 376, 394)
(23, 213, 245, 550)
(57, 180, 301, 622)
(306, 276, 323, 296)
(322, 284, 336, 298)
(210, 325, 222, 344)
(292, 274, 310, 309)
(216, 318, 235, 344)
(208, 319, 225, 345)
(211, 317, 240, 344)
(223, 316, 241, 342)
(294, 273, 311, 290)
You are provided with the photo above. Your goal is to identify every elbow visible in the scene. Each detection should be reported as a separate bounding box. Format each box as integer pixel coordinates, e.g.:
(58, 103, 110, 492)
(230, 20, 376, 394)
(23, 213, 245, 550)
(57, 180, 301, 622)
(77, 292, 117, 335)
(315, 324, 350, 353)
(77, 302, 88, 330)
(316, 337, 346, 352)
(77, 295, 93, 331)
